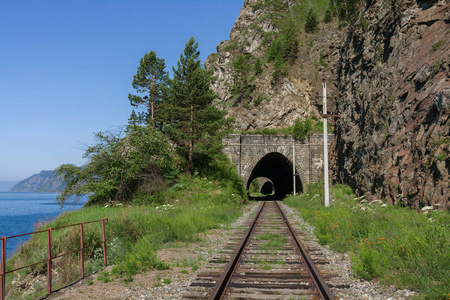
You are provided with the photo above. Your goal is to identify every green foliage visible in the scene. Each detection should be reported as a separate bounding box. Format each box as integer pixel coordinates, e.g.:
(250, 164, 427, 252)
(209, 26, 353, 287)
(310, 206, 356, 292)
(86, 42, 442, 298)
(437, 151, 447, 161)
(305, 8, 318, 33)
(430, 39, 444, 54)
(333, 0, 361, 22)
(257, 232, 288, 250)
(292, 117, 313, 140)
(253, 57, 263, 76)
(231, 54, 254, 103)
(128, 51, 168, 122)
(193, 153, 247, 200)
(97, 271, 113, 283)
(160, 37, 231, 174)
(221, 41, 239, 53)
(324, 8, 333, 23)
(267, 19, 299, 85)
(359, 13, 368, 31)
(315, 51, 328, 69)
(238, 115, 327, 138)
(55, 122, 177, 206)
(374, 42, 383, 64)
(6, 175, 245, 291)
(253, 94, 268, 106)
(284, 184, 450, 299)
(248, 179, 261, 196)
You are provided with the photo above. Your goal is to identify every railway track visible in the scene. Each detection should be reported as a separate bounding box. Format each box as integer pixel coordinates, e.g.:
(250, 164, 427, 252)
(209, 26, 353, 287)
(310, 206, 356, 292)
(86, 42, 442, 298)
(183, 201, 335, 300)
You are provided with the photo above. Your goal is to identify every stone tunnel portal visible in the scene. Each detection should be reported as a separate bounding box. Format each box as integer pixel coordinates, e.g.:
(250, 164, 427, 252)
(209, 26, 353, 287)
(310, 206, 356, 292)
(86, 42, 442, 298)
(246, 152, 303, 198)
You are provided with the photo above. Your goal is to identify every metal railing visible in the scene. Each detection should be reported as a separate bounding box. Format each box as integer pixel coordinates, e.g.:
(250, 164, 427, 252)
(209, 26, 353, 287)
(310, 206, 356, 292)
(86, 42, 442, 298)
(0, 218, 108, 300)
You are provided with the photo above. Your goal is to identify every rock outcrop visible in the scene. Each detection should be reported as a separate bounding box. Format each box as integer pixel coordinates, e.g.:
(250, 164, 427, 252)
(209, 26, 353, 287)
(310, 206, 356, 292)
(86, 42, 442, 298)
(208, 0, 449, 208)
(334, 0, 449, 209)
(205, 0, 343, 130)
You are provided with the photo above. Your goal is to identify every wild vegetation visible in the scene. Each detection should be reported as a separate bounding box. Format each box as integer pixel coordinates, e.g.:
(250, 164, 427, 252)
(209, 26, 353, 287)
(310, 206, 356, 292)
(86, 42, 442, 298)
(284, 183, 450, 300)
(238, 115, 331, 140)
(224, 0, 368, 104)
(4, 37, 246, 299)
(5, 173, 245, 299)
(55, 37, 231, 206)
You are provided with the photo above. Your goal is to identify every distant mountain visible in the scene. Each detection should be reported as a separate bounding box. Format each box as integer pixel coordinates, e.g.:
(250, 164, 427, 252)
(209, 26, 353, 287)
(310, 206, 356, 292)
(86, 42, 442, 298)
(9, 171, 65, 193)
(0, 181, 19, 192)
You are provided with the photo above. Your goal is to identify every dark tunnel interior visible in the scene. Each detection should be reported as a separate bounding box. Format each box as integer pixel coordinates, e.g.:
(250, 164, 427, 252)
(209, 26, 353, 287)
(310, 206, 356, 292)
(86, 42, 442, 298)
(246, 152, 302, 199)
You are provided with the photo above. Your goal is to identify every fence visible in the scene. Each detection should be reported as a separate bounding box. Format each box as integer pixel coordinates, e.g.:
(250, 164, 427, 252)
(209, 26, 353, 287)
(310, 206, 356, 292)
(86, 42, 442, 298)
(0, 219, 107, 300)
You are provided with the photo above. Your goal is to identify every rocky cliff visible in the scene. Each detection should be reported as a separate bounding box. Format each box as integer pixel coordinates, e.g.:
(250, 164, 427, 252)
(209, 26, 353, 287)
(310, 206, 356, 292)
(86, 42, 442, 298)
(334, 0, 449, 209)
(205, 0, 343, 130)
(208, 0, 449, 208)
(9, 170, 64, 193)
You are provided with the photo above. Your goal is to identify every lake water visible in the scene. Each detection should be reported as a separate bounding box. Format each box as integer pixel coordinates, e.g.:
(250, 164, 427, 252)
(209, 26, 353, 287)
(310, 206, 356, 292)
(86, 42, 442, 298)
(0, 193, 86, 257)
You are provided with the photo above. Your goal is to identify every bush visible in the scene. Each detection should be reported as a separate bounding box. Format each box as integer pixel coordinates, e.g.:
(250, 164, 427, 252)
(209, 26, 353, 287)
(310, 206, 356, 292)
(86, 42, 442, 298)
(291, 117, 313, 140)
(305, 8, 318, 33)
(324, 8, 332, 23)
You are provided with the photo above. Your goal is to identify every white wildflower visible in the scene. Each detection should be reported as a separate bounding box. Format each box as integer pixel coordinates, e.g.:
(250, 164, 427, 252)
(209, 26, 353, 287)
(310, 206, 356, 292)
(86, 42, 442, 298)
(421, 206, 433, 211)
(381, 204, 388, 207)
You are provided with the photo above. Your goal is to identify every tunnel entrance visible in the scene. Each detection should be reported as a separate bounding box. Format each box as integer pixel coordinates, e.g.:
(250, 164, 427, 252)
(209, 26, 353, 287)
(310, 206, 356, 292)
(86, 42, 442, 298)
(246, 152, 302, 199)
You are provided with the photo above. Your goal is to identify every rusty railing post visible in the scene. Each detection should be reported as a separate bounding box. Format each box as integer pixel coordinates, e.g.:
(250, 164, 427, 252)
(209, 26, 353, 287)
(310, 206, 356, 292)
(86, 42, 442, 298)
(47, 229, 52, 295)
(1, 237, 6, 300)
(102, 219, 107, 267)
(80, 222, 85, 278)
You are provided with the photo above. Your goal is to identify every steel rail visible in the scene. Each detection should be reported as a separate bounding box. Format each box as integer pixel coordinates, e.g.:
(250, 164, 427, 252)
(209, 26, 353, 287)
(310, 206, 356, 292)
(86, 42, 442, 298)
(275, 201, 335, 300)
(209, 201, 266, 300)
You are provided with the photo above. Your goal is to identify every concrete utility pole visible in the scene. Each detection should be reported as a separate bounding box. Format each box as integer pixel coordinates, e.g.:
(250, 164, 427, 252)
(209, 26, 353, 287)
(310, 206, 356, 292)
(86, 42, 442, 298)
(322, 81, 330, 207)
(293, 143, 296, 196)
(321, 81, 340, 207)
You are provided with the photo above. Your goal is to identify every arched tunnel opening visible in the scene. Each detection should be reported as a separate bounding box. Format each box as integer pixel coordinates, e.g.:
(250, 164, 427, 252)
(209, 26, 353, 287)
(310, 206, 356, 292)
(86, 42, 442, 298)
(246, 152, 303, 200)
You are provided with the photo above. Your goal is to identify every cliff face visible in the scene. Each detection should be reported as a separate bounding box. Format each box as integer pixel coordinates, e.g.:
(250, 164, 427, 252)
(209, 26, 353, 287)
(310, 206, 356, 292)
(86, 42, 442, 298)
(208, 0, 449, 208)
(9, 170, 64, 193)
(205, 0, 343, 130)
(335, 0, 449, 209)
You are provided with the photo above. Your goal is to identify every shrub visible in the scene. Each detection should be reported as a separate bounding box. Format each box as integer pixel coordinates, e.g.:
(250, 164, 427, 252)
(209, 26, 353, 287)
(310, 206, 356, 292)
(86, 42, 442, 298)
(292, 117, 313, 140)
(324, 8, 332, 23)
(305, 8, 318, 33)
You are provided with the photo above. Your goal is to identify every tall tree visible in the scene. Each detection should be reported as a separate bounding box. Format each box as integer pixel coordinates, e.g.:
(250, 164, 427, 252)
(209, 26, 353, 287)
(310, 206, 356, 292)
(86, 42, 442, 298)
(231, 54, 253, 103)
(128, 51, 167, 123)
(161, 37, 230, 174)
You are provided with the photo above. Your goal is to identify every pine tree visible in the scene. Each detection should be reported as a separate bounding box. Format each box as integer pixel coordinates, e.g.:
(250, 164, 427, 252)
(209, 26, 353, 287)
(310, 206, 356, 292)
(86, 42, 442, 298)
(305, 8, 318, 33)
(128, 51, 168, 123)
(231, 54, 253, 103)
(254, 58, 263, 76)
(161, 37, 230, 174)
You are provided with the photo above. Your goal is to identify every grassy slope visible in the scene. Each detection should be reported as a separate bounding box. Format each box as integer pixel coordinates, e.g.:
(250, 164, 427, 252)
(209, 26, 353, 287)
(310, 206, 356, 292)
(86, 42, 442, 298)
(5, 175, 244, 299)
(284, 183, 450, 300)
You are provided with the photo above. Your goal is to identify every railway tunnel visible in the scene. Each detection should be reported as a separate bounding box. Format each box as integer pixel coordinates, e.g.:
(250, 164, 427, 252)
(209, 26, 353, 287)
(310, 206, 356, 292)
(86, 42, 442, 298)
(246, 152, 303, 199)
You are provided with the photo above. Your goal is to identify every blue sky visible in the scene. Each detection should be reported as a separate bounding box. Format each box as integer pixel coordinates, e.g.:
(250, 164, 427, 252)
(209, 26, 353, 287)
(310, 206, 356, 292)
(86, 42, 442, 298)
(0, 0, 243, 181)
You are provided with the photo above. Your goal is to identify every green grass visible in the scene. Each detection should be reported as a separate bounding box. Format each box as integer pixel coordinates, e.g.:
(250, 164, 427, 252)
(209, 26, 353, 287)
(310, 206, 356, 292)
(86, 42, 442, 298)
(284, 182, 450, 299)
(4, 174, 244, 298)
(257, 232, 288, 250)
